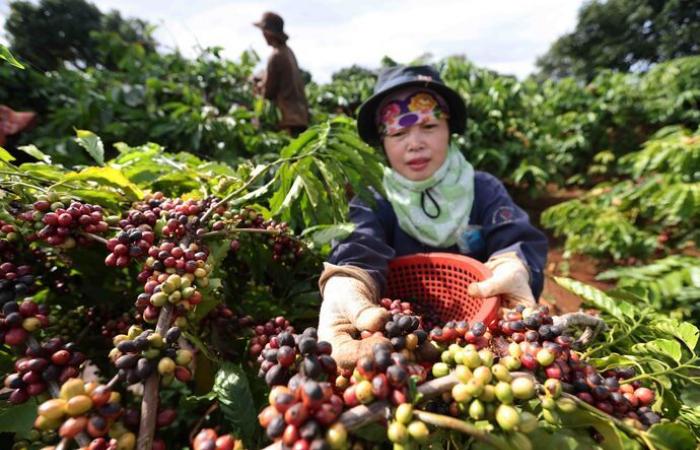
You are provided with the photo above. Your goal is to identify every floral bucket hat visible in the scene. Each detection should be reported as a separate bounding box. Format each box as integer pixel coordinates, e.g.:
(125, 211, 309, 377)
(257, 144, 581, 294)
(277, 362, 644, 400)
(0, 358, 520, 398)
(356, 65, 467, 146)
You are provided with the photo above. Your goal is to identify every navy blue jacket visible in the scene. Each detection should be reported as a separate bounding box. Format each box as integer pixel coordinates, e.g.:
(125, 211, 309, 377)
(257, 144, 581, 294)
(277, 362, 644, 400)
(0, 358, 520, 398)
(328, 171, 548, 298)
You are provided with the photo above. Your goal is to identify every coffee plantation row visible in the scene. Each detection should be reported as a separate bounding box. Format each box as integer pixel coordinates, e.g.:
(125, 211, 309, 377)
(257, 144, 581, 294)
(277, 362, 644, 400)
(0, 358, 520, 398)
(0, 127, 699, 450)
(2, 31, 699, 187)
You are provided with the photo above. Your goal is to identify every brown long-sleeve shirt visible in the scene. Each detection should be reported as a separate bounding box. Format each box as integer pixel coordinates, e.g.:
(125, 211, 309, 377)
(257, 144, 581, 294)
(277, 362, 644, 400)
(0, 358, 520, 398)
(262, 44, 309, 128)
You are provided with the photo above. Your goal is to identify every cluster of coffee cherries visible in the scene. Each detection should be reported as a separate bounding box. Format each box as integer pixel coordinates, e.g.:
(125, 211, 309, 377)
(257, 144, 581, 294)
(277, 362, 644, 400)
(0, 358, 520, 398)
(110, 326, 193, 386)
(5, 336, 85, 404)
(561, 361, 659, 428)
(19, 197, 108, 247)
(146, 272, 203, 318)
(226, 208, 304, 264)
(379, 297, 441, 332)
(199, 304, 254, 359)
(133, 241, 210, 321)
(425, 305, 662, 431)
(140, 241, 211, 283)
(115, 194, 164, 230)
(0, 219, 20, 245)
(10, 428, 59, 450)
(431, 343, 540, 440)
(157, 198, 212, 238)
(96, 309, 133, 340)
(249, 316, 295, 359)
(386, 403, 430, 447)
(267, 228, 304, 264)
(258, 328, 337, 387)
(259, 378, 348, 450)
(339, 344, 426, 409)
(492, 306, 661, 428)
(359, 312, 427, 357)
(0, 259, 36, 306)
(201, 304, 254, 332)
(34, 378, 134, 449)
(105, 228, 156, 268)
(598, 368, 659, 427)
(491, 305, 560, 341)
(428, 319, 491, 349)
(115, 193, 214, 238)
(192, 428, 243, 450)
(0, 221, 36, 305)
(0, 299, 49, 346)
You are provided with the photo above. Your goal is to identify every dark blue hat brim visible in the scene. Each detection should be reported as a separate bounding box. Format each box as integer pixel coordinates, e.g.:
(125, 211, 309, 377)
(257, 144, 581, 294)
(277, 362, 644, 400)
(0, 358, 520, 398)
(356, 78, 467, 146)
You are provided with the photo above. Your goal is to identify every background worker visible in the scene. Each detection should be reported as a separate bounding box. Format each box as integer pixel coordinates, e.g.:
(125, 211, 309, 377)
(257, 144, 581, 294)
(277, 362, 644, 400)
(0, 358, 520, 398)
(253, 11, 309, 137)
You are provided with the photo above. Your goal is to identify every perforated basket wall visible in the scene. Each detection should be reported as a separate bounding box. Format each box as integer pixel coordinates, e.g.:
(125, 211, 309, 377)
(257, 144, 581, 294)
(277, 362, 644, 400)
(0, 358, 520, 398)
(386, 253, 500, 324)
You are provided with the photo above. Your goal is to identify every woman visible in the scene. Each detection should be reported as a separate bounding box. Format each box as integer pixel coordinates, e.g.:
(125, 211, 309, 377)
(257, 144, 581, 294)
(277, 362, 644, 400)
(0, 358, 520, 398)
(318, 65, 548, 368)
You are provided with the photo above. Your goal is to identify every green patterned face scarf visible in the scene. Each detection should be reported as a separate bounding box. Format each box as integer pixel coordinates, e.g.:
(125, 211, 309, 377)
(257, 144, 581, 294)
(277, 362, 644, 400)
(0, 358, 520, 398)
(382, 145, 475, 249)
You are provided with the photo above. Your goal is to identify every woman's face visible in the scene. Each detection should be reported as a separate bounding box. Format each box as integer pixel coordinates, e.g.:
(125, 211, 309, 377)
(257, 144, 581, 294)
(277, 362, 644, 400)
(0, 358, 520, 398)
(382, 116, 450, 181)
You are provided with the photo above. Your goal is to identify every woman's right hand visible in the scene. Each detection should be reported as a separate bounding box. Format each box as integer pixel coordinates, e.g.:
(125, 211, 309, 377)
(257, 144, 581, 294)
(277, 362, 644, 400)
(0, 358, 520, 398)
(318, 274, 392, 370)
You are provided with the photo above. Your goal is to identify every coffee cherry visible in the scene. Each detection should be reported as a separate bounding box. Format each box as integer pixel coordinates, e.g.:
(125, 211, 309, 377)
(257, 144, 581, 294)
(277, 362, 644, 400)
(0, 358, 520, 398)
(511, 377, 536, 400)
(395, 403, 413, 425)
(387, 422, 409, 444)
(495, 404, 521, 431)
(634, 387, 655, 406)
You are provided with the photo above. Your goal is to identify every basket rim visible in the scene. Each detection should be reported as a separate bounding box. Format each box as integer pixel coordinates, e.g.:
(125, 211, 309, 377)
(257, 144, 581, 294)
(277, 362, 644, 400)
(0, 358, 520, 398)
(388, 252, 493, 277)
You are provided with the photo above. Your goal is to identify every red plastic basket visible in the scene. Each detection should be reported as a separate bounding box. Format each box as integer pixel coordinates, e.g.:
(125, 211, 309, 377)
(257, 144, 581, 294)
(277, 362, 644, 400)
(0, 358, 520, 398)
(386, 253, 500, 325)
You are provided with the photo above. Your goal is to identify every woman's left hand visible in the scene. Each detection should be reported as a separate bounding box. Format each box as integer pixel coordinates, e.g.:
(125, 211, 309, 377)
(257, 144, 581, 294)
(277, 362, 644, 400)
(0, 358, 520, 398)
(467, 252, 535, 309)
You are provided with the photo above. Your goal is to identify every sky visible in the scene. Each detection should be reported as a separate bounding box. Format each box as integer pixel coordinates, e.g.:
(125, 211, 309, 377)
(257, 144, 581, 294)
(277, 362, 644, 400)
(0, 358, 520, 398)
(0, 0, 586, 83)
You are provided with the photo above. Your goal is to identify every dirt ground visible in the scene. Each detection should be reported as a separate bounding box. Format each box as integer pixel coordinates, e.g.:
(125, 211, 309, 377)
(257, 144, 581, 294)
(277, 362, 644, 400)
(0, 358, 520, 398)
(540, 249, 614, 314)
(511, 184, 616, 314)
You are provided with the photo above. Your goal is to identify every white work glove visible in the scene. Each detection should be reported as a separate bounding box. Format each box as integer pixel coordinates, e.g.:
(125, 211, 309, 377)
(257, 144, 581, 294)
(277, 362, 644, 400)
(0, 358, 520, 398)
(467, 252, 536, 309)
(318, 264, 391, 370)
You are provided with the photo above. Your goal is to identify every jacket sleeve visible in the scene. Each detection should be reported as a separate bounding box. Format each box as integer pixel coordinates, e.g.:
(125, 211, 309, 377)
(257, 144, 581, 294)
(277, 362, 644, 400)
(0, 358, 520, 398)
(327, 196, 396, 293)
(478, 176, 548, 298)
(263, 52, 282, 100)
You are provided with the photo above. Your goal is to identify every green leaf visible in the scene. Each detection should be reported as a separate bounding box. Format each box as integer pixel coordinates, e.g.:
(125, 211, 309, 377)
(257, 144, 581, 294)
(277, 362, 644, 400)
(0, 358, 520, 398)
(0, 45, 24, 69)
(646, 422, 696, 450)
(350, 422, 389, 443)
(212, 362, 257, 447)
(654, 321, 699, 352)
(663, 389, 685, 421)
(301, 223, 355, 247)
(18, 163, 64, 181)
(280, 127, 319, 158)
(558, 407, 634, 450)
(680, 385, 700, 407)
(298, 171, 322, 208)
(554, 277, 635, 320)
(74, 129, 105, 166)
(268, 164, 292, 215)
(0, 399, 37, 433)
(63, 167, 143, 199)
(150, 172, 201, 195)
(588, 353, 638, 371)
(272, 175, 304, 215)
(0, 146, 16, 163)
(314, 159, 344, 220)
(113, 142, 133, 154)
(17, 145, 51, 164)
(523, 428, 604, 450)
(229, 178, 277, 207)
(631, 338, 682, 362)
